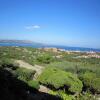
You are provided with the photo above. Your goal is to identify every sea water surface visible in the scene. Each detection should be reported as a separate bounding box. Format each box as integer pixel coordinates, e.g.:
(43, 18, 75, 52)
(0, 42, 100, 52)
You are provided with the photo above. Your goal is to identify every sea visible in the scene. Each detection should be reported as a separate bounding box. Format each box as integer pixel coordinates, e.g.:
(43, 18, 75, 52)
(0, 42, 100, 52)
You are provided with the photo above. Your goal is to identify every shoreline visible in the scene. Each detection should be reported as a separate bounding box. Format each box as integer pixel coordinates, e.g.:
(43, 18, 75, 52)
(0, 43, 100, 53)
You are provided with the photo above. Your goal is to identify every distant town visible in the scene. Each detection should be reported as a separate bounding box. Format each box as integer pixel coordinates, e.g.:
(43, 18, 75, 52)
(39, 47, 100, 58)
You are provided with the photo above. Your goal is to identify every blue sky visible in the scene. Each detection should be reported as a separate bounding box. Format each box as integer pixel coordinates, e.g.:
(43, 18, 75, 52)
(0, 0, 100, 48)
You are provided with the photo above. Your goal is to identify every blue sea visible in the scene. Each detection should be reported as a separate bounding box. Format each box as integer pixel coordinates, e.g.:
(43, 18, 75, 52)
(0, 42, 100, 52)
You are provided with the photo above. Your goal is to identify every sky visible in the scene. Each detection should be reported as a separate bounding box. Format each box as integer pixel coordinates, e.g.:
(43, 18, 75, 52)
(0, 0, 100, 48)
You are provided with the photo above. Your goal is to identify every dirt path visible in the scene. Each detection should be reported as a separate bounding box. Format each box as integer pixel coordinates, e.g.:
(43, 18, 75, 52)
(15, 60, 49, 93)
(15, 60, 44, 78)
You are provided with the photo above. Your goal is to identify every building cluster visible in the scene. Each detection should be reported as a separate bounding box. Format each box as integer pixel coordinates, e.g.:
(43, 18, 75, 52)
(40, 47, 71, 53)
(77, 52, 100, 58)
(42, 47, 58, 52)
(39, 47, 100, 59)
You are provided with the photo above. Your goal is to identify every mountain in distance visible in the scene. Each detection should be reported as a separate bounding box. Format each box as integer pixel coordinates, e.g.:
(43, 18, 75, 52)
(0, 39, 100, 52)
(0, 39, 44, 45)
(0, 39, 36, 44)
(0, 39, 45, 47)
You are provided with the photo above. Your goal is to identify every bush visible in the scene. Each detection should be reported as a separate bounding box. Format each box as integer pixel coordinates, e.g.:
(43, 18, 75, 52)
(91, 78, 100, 93)
(15, 68, 36, 82)
(38, 68, 83, 93)
(0, 58, 19, 70)
(79, 71, 100, 93)
(78, 92, 96, 100)
(79, 71, 96, 88)
(28, 80, 40, 90)
(49, 90, 73, 100)
(37, 54, 53, 64)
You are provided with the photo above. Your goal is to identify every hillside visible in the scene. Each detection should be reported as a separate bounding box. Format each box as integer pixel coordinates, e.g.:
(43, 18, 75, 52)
(0, 46, 100, 100)
(0, 39, 44, 46)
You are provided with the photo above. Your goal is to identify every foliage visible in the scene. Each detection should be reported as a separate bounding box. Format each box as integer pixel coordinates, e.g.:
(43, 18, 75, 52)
(15, 68, 36, 82)
(0, 46, 100, 99)
(91, 78, 100, 93)
(49, 90, 74, 100)
(0, 47, 36, 66)
(79, 71, 100, 93)
(38, 68, 83, 93)
(28, 80, 40, 90)
(79, 71, 96, 87)
(36, 54, 53, 64)
(77, 92, 96, 100)
(47, 61, 100, 77)
(0, 67, 61, 100)
(0, 58, 19, 70)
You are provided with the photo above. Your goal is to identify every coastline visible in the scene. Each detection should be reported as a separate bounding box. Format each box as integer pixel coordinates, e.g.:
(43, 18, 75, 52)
(0, 42, 100, 53)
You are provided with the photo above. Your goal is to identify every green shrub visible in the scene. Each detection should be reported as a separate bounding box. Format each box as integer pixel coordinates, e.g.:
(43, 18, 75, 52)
(28, 80, 40, 90)
(37, 54, 53, 64)
(0, 58, 19, 70)
(79, 71, 100, 94)
(91, 78, 100, 93)
(38, 68, 83, 93)
(15, 68, 36, 82)
(78, 92, 96, 100)
(79, 71, 96, 88)
(49, 90, 73, 100)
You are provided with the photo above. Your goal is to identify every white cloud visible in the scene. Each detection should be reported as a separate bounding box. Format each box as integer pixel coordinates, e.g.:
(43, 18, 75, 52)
(25, 25, 40, 30)
(33, 25, 40, 29)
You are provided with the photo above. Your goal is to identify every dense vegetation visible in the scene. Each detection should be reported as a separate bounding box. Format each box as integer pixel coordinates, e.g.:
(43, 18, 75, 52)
(0, 59, 61, 100)
(0, 46, 100, 100)
(38, 67, 83, 93)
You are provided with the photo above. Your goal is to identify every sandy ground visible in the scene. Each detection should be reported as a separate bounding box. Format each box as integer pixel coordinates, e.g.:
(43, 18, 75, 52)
(15, 60, 44, 78)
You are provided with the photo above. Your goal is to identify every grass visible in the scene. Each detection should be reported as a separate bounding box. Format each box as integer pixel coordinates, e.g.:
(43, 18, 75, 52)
(47, 61, 100, 77)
